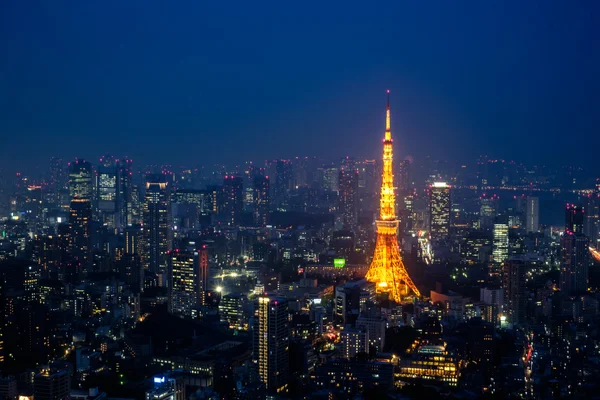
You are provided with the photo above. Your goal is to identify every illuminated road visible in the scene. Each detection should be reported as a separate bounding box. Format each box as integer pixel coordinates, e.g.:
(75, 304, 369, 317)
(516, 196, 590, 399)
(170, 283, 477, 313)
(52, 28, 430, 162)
(590, 246, 600, 262)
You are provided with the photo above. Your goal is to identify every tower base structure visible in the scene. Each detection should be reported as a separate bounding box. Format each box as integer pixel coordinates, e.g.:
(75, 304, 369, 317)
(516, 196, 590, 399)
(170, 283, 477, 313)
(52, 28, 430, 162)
(366, 220, 420, 303)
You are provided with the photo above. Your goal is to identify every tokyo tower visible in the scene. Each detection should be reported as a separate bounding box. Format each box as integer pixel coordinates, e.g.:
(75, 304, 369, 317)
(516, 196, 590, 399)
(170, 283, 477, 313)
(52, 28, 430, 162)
(365, 91, 421, 302)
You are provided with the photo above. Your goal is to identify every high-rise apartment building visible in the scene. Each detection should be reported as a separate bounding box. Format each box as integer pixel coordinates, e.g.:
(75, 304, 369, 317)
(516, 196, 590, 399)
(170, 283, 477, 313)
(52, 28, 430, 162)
(273, 160, 292, 208)
(429, 182, 451, 242)
(561, 205, 589, 295)
(222, 176, 243, 226)
(143, 175, 171, 275)
(168, 249, 206, 317)
(560, 232, 589, 295)
(339, 326, 369, 359)
(525, 196, 539, 233)
(398, 159, 410, 194)
(47, 156, 66, 205)
(254, 296, 289, 393)
(584, 195, 600, 249)
(253, 175, 270, 227)
(503, 259, 527, 326)
(67, 198, 92, 279)
(338, 165, 358, 232)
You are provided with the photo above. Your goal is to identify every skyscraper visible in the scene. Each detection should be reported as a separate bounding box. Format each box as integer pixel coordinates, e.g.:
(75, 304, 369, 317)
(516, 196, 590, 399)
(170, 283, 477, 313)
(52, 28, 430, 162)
(525, 196, 539, 233)
(561, 204, 589, 295)
(585, 194, 600, 249)
(253, 175, 270, 227)
(503, 259, 527, 326)
(254, 296, 289, 393)
(429, 182, 451, 242)
(565, 203, 585, 234)
(322, 166, 339, 193)
(47, 156, 65, 206)
(338, 165, 358, 232)
(398, 159, 411, 194)
(67, 198, 92, 282)
(479, 195, 499, 231)
(168, 249, 206, 317)
(222, 176, 243, 226)
(273, 160, 292, 209)
(97, 155, 119, 228)
(143, 175, 171, 275)
(293, 156, 309, 188)
(493, 222, 509, 263)
(118, 158, 134, 227)
(122, 225, 143, 293)
(68, 158, 93, 200)
(365, 91, 420, 301)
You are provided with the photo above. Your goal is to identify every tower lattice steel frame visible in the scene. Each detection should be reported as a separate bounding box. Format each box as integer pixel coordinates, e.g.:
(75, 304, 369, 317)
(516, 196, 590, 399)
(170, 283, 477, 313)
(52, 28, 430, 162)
(365, 91, 421, 302)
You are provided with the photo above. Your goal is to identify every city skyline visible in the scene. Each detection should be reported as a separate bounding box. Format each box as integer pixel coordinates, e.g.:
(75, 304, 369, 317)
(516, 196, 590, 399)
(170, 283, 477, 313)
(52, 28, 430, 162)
(1, 2, 600, 399)
(2, 2, 600, 170)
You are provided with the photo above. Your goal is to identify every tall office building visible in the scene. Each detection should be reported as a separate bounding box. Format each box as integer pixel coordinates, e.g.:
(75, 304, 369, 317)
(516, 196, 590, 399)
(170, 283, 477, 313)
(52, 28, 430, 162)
(119, 158, 134, 227)
(338, 165, 359, 231)
(429, 182, 451, 242)
(479, 195, 499, 230)
(525, 196, 539, 233)
(561, 204, 589, 295)
(398, 159, 411, 194)
(67, 198, 92, 280)
(222, 176, 243, 226)
(357, 159, 377, 192)
(172, 189, 209, 231)
(273, 160, 292, 208)
(254, 296, 289, 393)
(130, 184, 142, 225)
(68, 158, 93, 201)
(253, 175, 270, 227)
(493, 222, 509, 263)
(322, 166, 340, 193)
(219, 293, 247, 330)
(293, 156, 309, 188)
(121, 225, 143, 293)
(143, 175, 171, 275)
(503, 259, 527, 326)
(47, 156, 65, 205)
(97, 155, 119, 228)
(168, 250, 206, 317)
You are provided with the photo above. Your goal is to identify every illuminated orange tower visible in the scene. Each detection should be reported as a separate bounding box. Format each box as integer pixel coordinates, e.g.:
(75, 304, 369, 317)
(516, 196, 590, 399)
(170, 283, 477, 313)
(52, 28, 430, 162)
(365, 91, 420, 302)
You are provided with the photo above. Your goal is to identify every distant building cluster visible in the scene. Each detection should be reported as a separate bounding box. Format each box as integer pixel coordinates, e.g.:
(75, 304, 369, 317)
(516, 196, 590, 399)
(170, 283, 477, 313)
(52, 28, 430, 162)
(0, 99, 599, 399)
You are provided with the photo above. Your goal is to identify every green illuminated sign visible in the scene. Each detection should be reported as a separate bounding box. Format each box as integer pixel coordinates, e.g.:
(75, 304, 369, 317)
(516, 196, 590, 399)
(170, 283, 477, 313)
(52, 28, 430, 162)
(334, 258, 346, 268)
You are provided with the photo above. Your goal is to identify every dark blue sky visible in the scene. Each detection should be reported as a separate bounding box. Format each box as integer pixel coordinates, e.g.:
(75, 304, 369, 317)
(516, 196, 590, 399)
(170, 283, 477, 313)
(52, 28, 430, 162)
(1, 1, 599, 171)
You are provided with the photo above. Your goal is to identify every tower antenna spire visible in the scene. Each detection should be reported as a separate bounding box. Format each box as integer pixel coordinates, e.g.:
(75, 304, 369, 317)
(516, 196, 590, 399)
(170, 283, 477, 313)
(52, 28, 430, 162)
(385, 90, 391, 139)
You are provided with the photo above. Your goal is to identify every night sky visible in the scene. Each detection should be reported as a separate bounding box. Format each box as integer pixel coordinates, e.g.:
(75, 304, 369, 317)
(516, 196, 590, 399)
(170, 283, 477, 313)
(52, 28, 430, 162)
(1, 1, 599, 171)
